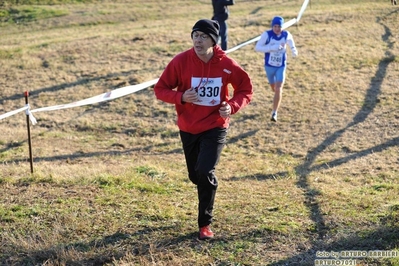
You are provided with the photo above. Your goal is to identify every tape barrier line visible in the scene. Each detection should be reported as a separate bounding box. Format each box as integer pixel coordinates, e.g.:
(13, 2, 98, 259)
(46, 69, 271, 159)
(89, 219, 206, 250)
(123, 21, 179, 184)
(0, 0, 309, 124)
(297, 0, 310, 22)
(26, 105, 37, 125)
(0, 104, 38, 125)
(0, 105, 29, 121)
(30, 78, 159, 114)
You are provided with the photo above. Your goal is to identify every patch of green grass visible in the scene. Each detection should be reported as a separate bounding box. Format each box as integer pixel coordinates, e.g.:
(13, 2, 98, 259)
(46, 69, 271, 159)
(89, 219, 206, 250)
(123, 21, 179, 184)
(1, 0, 97, 5)
(15, 174, 55, 185)
(0, 6, 68, 24)
(135, 165, 165, 179)
(0, 204, 41, 223)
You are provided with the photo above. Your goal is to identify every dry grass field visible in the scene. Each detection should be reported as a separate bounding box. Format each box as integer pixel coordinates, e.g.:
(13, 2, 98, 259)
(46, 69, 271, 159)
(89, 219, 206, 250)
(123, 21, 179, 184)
(1, 0, 399, 265)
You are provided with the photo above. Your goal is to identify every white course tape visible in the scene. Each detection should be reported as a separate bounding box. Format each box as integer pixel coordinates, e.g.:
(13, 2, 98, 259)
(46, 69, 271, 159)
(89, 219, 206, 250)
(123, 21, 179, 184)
(30, 78, 159, 113)
(225, 35, 261, 54)
(297, 0, 310, 22)
(0, 104, 37, 124)
(283, 18, 298, 29)
(25, 104, 37, 125)
(0, 105, 28, 121)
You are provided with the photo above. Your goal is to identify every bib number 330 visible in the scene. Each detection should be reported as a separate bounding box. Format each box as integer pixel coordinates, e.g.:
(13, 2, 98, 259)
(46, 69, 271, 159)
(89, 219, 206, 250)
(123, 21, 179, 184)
(192, 77, 222, 106)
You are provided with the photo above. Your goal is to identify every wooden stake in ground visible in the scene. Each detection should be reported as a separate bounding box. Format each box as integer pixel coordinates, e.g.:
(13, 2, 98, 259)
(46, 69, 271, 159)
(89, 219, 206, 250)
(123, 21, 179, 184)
(24, 91, 34, 174)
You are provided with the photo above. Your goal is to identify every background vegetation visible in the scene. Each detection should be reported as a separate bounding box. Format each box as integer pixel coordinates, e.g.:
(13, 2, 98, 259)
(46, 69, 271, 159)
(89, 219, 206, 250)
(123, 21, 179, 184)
(1, 0, 398, 265)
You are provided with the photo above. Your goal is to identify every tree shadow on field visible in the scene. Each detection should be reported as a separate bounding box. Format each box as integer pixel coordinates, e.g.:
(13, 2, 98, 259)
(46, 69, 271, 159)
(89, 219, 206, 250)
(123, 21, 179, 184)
(229, 171, 290, 181)
(227, 129, 258, 145)
(1, 226, 183, 265)
(19, 221, 394, 266)
(0, 70, 138, 106)
(270, 10, 399, 266)
(267, 226, 399, 265)
(0, 144, 183, 165)
(24, 220, 395, 266)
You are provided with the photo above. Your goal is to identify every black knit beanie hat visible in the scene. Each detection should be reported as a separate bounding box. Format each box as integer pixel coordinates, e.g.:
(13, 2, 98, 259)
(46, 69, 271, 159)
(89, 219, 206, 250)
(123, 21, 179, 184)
(191, 19, 220, 46)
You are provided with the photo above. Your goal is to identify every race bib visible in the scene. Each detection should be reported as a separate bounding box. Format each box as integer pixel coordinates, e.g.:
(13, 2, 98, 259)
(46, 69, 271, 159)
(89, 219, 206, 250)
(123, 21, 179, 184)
(191, 77, 222, 106)
(268, 52, 283, 67)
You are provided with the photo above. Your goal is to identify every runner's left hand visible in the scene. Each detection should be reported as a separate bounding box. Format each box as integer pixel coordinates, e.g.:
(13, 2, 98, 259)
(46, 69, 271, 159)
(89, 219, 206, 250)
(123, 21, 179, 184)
(219, 101, 231, 118)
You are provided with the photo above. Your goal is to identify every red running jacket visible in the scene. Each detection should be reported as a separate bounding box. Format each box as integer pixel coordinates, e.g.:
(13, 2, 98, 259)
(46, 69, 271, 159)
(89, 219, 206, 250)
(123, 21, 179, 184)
(154, 45, 253, 134)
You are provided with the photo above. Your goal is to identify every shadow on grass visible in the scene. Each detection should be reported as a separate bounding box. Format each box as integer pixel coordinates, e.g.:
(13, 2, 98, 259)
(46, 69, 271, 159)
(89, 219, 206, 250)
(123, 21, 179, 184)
(4, 223, 399, 265)
(269, 9, 399, 266)
(0, 144, 183, 165)
(267, 226, 399, 265)
(224, 6, 399, 265)
(1, 118, 255, 165)
(227, 129, 258, 144)
(229, 171, 290, 181)
(0, 70, 139, 106)
(1, 226, 190, 265)
(293, 6, 397, 238)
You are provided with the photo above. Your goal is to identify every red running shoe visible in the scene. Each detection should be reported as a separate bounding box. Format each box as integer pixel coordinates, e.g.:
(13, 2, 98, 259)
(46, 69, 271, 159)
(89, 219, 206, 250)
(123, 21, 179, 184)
(199, 225, 214, 240)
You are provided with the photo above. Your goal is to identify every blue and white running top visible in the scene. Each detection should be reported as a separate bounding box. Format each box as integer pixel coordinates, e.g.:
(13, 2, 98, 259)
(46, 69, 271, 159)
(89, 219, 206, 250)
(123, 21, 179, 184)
(255, 29, 298, 68)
